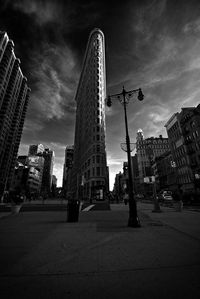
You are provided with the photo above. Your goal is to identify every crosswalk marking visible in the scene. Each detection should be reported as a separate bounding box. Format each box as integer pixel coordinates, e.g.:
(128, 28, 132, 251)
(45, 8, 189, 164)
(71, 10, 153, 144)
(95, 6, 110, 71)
(82, 205, 95, 211)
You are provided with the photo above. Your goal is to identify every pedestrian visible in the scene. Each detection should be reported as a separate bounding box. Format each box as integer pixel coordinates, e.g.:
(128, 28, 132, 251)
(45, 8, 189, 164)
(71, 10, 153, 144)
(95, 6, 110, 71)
(123, 190, 128, 205)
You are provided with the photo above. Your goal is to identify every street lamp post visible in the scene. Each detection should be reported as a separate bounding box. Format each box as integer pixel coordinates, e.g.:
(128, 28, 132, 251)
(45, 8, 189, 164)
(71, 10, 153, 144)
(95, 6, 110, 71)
(106, 86, 144, 227)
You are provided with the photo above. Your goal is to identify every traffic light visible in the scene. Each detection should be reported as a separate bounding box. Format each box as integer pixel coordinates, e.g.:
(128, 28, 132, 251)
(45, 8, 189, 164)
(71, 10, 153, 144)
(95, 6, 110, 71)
(107, 96, 112, 107)
(138, 88, 144, 101)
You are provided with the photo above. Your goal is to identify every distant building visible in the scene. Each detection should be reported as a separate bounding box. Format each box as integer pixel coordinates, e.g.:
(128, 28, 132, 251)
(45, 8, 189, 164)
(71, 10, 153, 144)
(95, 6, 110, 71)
(27, 144, 54, 196)
(62, 145, 74, 197)
(41, 148, 54, 196)
(18, 155, 28, 165)
(113, 162, 129, 201)
(152, 151, 175, 191)
(28, 144, 44, 156)
(26, 166, 41, 196)
(11, 156, 41, 197)
(113, 171, 123, 201)
(71, 28, 108, 201)
(136, 129, 170, 195)
(51, 175, 57, 197)
(11, 162, 29, 195)
(27, 155, 44, 193)
(52, 175, 57, 188)
(165, 104, 200, 194)
(0, 31, 30, 199)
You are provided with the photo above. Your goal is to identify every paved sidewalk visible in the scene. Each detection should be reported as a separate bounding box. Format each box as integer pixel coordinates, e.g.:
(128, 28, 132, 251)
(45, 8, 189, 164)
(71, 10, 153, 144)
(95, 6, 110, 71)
(0, 202, 200, 299)
(137, 201, 200, 240)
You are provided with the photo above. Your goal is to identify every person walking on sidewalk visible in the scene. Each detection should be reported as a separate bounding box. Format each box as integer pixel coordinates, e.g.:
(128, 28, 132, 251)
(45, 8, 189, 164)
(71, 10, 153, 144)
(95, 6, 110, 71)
(123, 189, 129, 205)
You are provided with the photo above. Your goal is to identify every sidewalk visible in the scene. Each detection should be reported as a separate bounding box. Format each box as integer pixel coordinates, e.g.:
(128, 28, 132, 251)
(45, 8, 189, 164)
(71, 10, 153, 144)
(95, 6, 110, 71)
(137, 201, 200, 240)
(0, 202, 200, 299)
(0, 199, 68, 217)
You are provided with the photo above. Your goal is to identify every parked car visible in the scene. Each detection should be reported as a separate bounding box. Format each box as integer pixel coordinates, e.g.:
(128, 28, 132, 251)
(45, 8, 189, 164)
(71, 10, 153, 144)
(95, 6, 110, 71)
(157, 191, 173, 203)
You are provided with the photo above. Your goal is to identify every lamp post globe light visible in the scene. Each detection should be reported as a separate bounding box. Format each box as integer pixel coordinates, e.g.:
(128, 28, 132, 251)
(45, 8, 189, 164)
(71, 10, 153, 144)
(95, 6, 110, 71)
(106, 86, 144, 227)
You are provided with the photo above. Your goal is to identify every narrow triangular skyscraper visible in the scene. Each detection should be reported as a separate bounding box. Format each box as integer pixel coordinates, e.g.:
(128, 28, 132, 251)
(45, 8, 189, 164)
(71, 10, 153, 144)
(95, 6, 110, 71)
(71, 28, 109, 202)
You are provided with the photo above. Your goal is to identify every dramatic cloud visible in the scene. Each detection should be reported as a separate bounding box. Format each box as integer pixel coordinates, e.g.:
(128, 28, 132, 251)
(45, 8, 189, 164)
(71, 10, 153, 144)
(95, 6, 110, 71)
(183, 17, 200, 33)
(12, 0, 63, 26)
(30, 42, 78, 120)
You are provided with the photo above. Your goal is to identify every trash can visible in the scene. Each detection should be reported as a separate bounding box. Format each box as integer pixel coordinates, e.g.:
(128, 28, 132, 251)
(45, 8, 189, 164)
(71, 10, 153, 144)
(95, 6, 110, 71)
(66, 200, 80, 222)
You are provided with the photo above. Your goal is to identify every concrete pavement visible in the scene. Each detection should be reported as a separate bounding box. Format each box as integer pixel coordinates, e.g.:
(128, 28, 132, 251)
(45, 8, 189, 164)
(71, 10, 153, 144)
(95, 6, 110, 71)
(0, 201, 200, 299)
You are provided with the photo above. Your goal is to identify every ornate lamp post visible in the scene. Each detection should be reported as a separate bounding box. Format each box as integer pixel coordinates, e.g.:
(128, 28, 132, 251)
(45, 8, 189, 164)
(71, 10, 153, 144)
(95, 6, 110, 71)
(106, 86, 144, 227)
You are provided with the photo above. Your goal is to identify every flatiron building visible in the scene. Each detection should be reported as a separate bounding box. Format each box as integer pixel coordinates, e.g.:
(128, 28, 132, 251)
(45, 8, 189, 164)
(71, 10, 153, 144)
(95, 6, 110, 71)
(71, 28, 108, 201)
(0, 31, 30, 198)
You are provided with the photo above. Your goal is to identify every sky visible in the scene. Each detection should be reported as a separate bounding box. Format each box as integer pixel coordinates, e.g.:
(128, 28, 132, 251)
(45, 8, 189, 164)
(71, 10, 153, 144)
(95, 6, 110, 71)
(1, 0, 200, 189)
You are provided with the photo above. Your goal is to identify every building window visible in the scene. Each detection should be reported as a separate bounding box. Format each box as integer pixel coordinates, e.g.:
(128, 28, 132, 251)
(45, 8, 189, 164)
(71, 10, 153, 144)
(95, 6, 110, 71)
(96, 155, 100, 163)
(96, 167, 100, 176)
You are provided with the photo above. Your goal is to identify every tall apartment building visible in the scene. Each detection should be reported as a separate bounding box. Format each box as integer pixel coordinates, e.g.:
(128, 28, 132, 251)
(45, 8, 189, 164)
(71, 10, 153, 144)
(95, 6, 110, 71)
(136, 129, 170, 195)
(71, 28, 108, 201)
(0, 31, 30, 199)
(62, 145, 74, 197)
(165, 105, 200, 193)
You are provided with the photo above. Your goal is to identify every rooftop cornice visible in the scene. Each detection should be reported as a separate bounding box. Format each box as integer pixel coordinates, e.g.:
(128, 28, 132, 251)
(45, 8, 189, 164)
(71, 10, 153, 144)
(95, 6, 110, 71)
(164, 112, 179, 128)
(89, 28, 105, 39)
